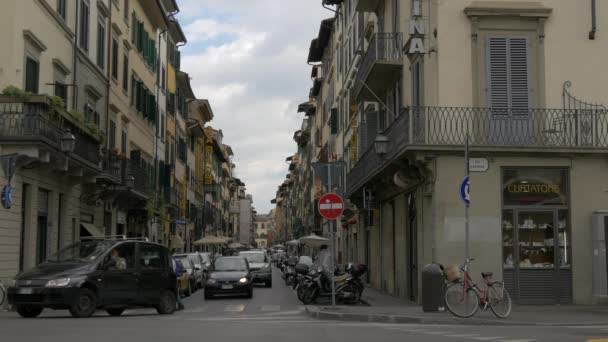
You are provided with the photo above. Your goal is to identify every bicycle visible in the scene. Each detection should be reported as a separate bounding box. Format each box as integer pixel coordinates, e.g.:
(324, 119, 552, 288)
(0, 280, 6, 309)
(444, 258, 512, 318)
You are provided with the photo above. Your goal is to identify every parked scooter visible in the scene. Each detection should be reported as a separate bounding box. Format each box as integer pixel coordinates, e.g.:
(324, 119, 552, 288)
(298, 264, 368, 305)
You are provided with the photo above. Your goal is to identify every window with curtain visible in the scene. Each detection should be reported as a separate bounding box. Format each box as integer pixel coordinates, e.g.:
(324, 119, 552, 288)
(111, 37, 119, 80)
(79, 0, 90, 51)
(97, 16, 106, 69)
(25, 57, 40, 93)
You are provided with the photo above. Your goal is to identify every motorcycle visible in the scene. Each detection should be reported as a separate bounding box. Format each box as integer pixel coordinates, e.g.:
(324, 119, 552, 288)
(298, 264, 367, 305)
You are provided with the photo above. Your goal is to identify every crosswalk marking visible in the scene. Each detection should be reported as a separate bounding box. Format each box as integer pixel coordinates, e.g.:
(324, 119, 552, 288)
(224, 304, 246, 312)
(472, 337, 508, 341)
(260, 305, 280, 311)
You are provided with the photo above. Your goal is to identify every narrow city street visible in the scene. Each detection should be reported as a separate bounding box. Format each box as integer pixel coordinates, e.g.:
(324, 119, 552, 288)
(0, 267, 606, 342)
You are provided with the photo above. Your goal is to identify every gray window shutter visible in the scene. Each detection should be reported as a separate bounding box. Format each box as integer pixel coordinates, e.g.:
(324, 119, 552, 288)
(488, 37, 509, 112)
(508, 37, 530, 114)
(487, 36, 530, 114)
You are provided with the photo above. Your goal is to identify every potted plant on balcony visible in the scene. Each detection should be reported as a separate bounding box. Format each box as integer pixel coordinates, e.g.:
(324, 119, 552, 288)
(117, 153, 127, 161)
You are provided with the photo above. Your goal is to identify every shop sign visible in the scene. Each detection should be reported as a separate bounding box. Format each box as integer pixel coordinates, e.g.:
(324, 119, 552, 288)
(469, 158, 489, 172)
(1, 185, 12, 209)
(406, 0, 427, 56)
(502, 169, 568, 206)
(460, 176, 470, 207)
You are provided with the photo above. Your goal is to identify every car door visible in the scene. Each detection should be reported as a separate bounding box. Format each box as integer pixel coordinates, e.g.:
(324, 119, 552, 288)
(98, 242, 138, 306)
(138, 243, 166, 304)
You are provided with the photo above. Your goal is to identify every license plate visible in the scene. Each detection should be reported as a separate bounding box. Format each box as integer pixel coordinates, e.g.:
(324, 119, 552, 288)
(18, 288, 33, 294)
(221, 284, 233, 290)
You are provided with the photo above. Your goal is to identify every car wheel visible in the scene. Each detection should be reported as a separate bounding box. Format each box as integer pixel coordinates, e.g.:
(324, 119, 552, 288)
(106, 308, 125, 316)
(156, 290, 176, 315)
(246, 287, 253, 299)
(69, 288, 97, 318)
(16, 305, 43, 318)
(204, 290, 212, 300)
(265, 280, 272, 288)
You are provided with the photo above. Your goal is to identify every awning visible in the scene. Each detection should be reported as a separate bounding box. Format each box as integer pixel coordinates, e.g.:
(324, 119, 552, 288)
(193, 235, 231, 246)
(80, 223, 103, 237)
(307, 38, 323, 64)
(228, 242, 245, 249)
(310, 78, 323, 97)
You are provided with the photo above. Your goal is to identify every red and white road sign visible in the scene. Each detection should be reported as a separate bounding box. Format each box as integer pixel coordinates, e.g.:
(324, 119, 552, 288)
(318, 193, 345, 220)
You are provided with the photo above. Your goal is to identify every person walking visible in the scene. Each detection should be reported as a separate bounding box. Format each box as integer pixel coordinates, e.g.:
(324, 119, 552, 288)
(172, 258, 185, 311)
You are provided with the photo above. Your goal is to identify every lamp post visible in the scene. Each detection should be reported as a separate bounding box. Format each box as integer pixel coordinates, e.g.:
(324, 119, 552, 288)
(374, 133, 389, 156)
(126, 175, 135, 189)
(60, 129, 76, 154)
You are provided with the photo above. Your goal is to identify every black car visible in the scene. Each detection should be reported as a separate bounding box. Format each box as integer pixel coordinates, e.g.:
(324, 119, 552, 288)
(7, 239, 177, 318)
(238, 251, 272, 287)
(204, 256, 253, 299)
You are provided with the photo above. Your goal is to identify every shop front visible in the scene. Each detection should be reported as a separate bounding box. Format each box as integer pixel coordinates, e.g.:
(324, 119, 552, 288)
(502, 168, 572, 304)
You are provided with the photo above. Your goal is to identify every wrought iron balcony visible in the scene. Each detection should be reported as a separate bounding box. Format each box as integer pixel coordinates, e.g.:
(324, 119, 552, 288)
(0, 98, 102, 169)
(99, 152, 123, 183)
(352, 33, 404, 102)
(123, 159, 151, 195)
(412, 107, 608, 148)
(346, 106, 608, 196)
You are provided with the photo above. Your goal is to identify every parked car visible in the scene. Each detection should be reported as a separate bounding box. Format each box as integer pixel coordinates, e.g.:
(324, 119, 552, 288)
(172, 258, 192, 297)
(174, 253, 205, 289)
(238, 251, 272, 287)
(8, 238, 177, 318)
(173, 255, 200, 292)
(204, 256, 253, 299)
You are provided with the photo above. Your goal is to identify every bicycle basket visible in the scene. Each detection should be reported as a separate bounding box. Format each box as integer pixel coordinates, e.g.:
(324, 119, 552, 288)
(444, 264, 462, 283)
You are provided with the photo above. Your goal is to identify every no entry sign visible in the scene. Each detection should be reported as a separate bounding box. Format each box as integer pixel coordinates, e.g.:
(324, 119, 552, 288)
(318, 193, 344, 220)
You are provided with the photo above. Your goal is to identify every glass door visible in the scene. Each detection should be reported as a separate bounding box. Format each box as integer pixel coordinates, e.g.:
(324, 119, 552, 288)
(517, 211, 555, 269)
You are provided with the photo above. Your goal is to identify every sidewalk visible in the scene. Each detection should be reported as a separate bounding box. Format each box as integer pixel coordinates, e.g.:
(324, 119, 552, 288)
(306, 286, 608, 326)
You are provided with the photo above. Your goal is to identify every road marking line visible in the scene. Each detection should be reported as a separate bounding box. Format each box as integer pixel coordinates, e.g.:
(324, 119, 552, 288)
(445, 334, 481, 338)
(496, 339, 536, 342)
(472, 337, 508, 341)
(224, 304, 246, 312)
(260, 305, 281, 311)
(424, 331, 454, 335)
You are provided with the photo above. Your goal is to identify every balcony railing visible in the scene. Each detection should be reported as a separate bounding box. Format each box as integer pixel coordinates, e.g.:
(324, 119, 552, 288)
(412, 107, 608, 148)
(346, 106, 608, 196)
(123, 159, 151, 195)
(100, 153, 123, 182)
(0, 97, 102, 168)
(352, 32, 403, 102)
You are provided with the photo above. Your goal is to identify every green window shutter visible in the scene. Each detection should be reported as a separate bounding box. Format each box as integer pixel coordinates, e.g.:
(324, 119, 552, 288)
(175, 50, 181, 70)
(330, 108, 338, 134)
(143, 31, 149, 59)
(131, 13, 137, 44)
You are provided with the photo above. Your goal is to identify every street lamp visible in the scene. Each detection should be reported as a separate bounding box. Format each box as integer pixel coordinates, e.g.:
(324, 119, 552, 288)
(374, 133, 389, 156)
(60, 129, 76, 154)
(126, 175, 135, 189)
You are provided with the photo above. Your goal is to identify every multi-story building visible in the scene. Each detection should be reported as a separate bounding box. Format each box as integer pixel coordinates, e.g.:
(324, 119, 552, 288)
(239, 194, 254, 246)
(0, 0, 107, 278)
(279, 0, 608, 305)
(254, 211, 275, 249)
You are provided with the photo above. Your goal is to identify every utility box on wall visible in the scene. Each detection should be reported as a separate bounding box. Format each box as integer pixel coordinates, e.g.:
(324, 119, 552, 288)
(592, 211, 608, 304)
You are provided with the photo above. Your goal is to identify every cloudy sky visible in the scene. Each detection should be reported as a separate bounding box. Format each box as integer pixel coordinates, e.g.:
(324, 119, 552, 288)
(176, 0, 328, 214)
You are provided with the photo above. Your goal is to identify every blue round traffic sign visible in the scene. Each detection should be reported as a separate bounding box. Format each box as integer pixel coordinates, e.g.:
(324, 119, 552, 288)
(460, 176, 470, 207)
(1, 185, 12, 209)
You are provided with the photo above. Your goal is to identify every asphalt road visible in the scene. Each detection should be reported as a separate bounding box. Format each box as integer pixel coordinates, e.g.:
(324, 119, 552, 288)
(1, 267, 608, 342)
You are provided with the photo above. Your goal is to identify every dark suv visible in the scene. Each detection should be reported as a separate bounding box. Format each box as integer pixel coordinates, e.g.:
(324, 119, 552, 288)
(7, 238, 177, 318)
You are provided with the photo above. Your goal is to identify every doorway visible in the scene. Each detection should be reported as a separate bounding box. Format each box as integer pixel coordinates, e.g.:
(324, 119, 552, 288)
(407, 193, 418, 302)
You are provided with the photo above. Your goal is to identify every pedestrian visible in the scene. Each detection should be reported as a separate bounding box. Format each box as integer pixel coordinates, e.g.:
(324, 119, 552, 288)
(171, 258, 185, 311)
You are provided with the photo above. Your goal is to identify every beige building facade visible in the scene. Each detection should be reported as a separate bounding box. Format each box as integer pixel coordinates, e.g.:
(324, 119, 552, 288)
(279, 0, 608, 305)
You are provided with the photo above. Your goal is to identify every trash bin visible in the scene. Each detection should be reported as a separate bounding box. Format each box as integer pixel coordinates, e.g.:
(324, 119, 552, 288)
(421, 263, 445, 312)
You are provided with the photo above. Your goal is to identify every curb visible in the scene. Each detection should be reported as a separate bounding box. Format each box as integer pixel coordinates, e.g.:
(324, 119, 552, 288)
(304, 306, 608, 327)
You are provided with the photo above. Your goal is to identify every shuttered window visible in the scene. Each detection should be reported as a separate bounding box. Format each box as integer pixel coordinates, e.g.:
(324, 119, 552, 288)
(25, 57, 40, 93)
(412, 60, 424, 108)
(487, 36, 530, 115)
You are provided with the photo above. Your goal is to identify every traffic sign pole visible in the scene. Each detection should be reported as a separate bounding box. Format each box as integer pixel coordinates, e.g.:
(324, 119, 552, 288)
(464, 133, 470, 261)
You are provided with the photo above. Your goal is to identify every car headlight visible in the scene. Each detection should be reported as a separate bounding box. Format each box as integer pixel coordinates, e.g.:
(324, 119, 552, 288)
(239, 278, 248, 284)
(206, 278, 217, 285)
(45, 278, 71, 288)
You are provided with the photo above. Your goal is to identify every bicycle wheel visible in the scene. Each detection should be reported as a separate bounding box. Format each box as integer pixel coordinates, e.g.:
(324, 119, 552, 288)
(488, 282, 512, 318)
(445, 281, 480, 318)
(0, 284, 6, 308)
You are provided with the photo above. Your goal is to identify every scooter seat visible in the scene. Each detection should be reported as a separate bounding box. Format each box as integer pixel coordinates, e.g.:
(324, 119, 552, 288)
(335, 274, 350, 283)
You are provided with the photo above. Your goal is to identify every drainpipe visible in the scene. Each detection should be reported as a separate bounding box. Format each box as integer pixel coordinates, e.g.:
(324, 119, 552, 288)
(105, 4, 113, 151)
(72, 0, 79, 111)
(589, 0, 597, 40)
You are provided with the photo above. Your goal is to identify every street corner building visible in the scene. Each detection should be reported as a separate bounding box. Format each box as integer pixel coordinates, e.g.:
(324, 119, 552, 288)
(274, 0, 608, 306)
(0, 0, 248, 284)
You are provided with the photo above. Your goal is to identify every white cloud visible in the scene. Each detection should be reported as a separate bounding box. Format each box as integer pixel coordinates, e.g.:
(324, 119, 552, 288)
(176, 0, 329, 213)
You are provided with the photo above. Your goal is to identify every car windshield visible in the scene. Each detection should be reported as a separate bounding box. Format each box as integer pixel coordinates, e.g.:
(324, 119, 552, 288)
(175, 257, 192, 269)
(298, 256, 313, 265)
(43, 241, 115, 264)
(187, 255, 200, 266)
(214, 257, 247, 271)
(239, 252, 265, 263)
